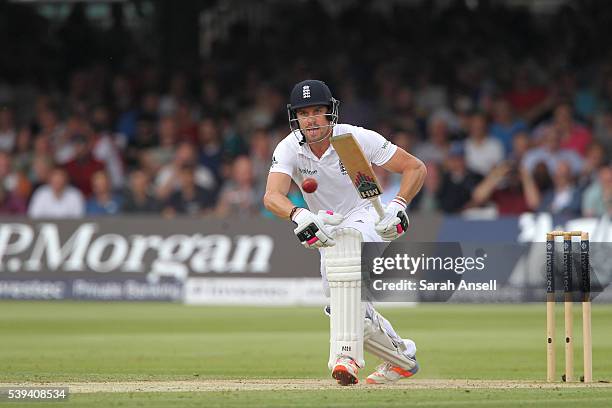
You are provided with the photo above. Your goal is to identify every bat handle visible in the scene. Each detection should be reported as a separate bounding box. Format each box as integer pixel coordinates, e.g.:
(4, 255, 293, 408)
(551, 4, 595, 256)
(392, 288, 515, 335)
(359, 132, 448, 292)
(371, 198, 385, 220)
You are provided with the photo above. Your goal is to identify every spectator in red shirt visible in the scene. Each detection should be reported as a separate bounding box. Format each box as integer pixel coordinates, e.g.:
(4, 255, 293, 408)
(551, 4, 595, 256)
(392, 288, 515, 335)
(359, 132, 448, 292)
(472, 161, 541, 215)
(551, 102, 593, 156)
(0, 184, 26, 215)
(504, 66, 551, 122)
(174, 100, 198, 144)
(63, 134, 105, 197)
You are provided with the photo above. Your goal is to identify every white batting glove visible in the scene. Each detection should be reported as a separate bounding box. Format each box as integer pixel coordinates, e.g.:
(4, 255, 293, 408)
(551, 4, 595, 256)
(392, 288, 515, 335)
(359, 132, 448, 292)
(292, 208, 344, 249)
(374, 198, 409, 241)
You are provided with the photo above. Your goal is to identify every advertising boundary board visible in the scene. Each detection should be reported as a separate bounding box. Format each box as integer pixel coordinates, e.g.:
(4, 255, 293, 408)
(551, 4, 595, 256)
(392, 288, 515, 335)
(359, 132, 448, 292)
(1, 214, 610, 304)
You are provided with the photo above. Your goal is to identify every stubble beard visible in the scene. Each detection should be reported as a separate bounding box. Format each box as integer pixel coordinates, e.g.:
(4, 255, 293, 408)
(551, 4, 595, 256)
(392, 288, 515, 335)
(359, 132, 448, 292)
(303, 123, 333, 145)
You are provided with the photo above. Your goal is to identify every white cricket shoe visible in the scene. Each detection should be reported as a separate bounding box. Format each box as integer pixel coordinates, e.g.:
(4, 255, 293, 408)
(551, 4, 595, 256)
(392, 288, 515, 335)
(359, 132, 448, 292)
(332, 355, 360, 386)
(365, 360, 419, 384)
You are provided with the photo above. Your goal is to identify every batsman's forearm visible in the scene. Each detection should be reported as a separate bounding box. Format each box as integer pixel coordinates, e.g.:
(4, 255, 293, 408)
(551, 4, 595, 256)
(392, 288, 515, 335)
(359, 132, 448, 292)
(263, 191, 298, 220)
(396, 160, 427, 204)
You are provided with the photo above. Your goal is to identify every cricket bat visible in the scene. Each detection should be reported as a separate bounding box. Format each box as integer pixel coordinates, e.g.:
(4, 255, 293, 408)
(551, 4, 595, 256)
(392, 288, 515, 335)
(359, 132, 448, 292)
(330, 133, 386, 219)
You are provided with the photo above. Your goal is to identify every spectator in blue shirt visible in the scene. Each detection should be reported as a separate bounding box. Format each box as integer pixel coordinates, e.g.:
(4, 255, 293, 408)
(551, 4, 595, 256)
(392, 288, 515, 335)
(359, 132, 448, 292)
(489, 98, 527, 156)
(86, 170, 122, 215)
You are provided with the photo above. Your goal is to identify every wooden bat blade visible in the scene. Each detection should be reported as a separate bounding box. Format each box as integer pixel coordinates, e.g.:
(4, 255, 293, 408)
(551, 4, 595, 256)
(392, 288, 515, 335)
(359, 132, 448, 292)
(331, 133, 383, 199)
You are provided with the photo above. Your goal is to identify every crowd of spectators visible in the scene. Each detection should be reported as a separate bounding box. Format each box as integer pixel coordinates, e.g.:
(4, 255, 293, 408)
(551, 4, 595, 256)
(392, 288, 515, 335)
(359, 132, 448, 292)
(1, 1, 611, 219)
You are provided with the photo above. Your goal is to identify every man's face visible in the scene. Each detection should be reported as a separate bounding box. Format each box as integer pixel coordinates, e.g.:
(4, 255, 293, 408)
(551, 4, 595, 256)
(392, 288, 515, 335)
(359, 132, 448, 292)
(429, 119, 448, 143)
(296, 105, 331, 143)
(179, 168, 195, 189)
(493, 100, 511, 122)
(600, 167, 612, 194)
(130, 171, 149, 193)
(554, 161, 572, 184)
(92, 172, 110, 195)
(32, 157, 51, 181)
(543, 128, 561, 151)
(159, 118, 177, 145)
(175, 144, 195, 165)
(469, 115, 487, 138)
(446, 155, 465, 174)
(233, 157, 253, 185)
(73, 139, 88, 158)
(198, 119, 217, 144)
(49, 170, 67, 193)
(38, 110, 57, 130)
(512, 132, 529, 156)
(554, 104, 572, 126)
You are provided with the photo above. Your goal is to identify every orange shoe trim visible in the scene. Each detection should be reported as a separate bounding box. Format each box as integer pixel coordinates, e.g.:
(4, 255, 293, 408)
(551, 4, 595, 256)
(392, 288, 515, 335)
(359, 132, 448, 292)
(332, 365, 359, 385)
(391, 365, 415, 378)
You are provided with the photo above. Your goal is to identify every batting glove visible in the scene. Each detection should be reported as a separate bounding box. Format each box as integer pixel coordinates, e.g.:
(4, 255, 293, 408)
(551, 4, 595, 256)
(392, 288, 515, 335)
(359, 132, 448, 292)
(292, 208, 344, 249)
(374, 197, 409, 241)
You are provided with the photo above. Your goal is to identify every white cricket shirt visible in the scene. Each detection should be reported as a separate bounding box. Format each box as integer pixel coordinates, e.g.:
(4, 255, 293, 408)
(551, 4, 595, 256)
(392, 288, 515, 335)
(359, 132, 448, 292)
(27, 185, 85, 219)
(269, 124, 397, 217)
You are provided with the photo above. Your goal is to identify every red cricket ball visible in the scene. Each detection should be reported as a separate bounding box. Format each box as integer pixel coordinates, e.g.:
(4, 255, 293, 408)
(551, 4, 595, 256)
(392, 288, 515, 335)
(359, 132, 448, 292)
(301, 177, 318, 193)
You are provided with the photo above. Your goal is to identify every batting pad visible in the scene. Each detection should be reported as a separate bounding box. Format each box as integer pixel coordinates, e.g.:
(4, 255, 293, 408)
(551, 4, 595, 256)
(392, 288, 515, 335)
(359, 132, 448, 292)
(364, 309, 417, 370)
(325, 228, 365, 369)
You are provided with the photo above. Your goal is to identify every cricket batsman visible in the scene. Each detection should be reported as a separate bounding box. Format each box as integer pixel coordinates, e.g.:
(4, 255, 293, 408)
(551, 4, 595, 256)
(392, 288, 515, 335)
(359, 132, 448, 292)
(263, 80, 426, 385)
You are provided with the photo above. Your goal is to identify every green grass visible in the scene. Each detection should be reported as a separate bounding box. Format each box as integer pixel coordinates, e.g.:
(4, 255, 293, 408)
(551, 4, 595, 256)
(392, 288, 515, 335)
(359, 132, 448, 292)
(0, 301, 611, 407)
(6, 389, 612, 408)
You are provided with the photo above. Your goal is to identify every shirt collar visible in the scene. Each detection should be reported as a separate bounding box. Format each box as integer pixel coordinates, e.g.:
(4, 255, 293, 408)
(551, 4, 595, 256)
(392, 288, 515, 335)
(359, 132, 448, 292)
(296, 128, 337, 160)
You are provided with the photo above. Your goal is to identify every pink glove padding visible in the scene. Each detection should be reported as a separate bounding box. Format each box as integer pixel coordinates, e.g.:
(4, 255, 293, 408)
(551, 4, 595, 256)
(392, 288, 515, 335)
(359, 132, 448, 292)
(292, 209, 344, 249)
(374, 199, 409, 241)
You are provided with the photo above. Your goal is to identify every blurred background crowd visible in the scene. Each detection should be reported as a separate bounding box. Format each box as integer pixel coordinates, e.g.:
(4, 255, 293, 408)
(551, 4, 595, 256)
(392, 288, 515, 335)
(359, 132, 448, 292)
(1, 0, 611, 219)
